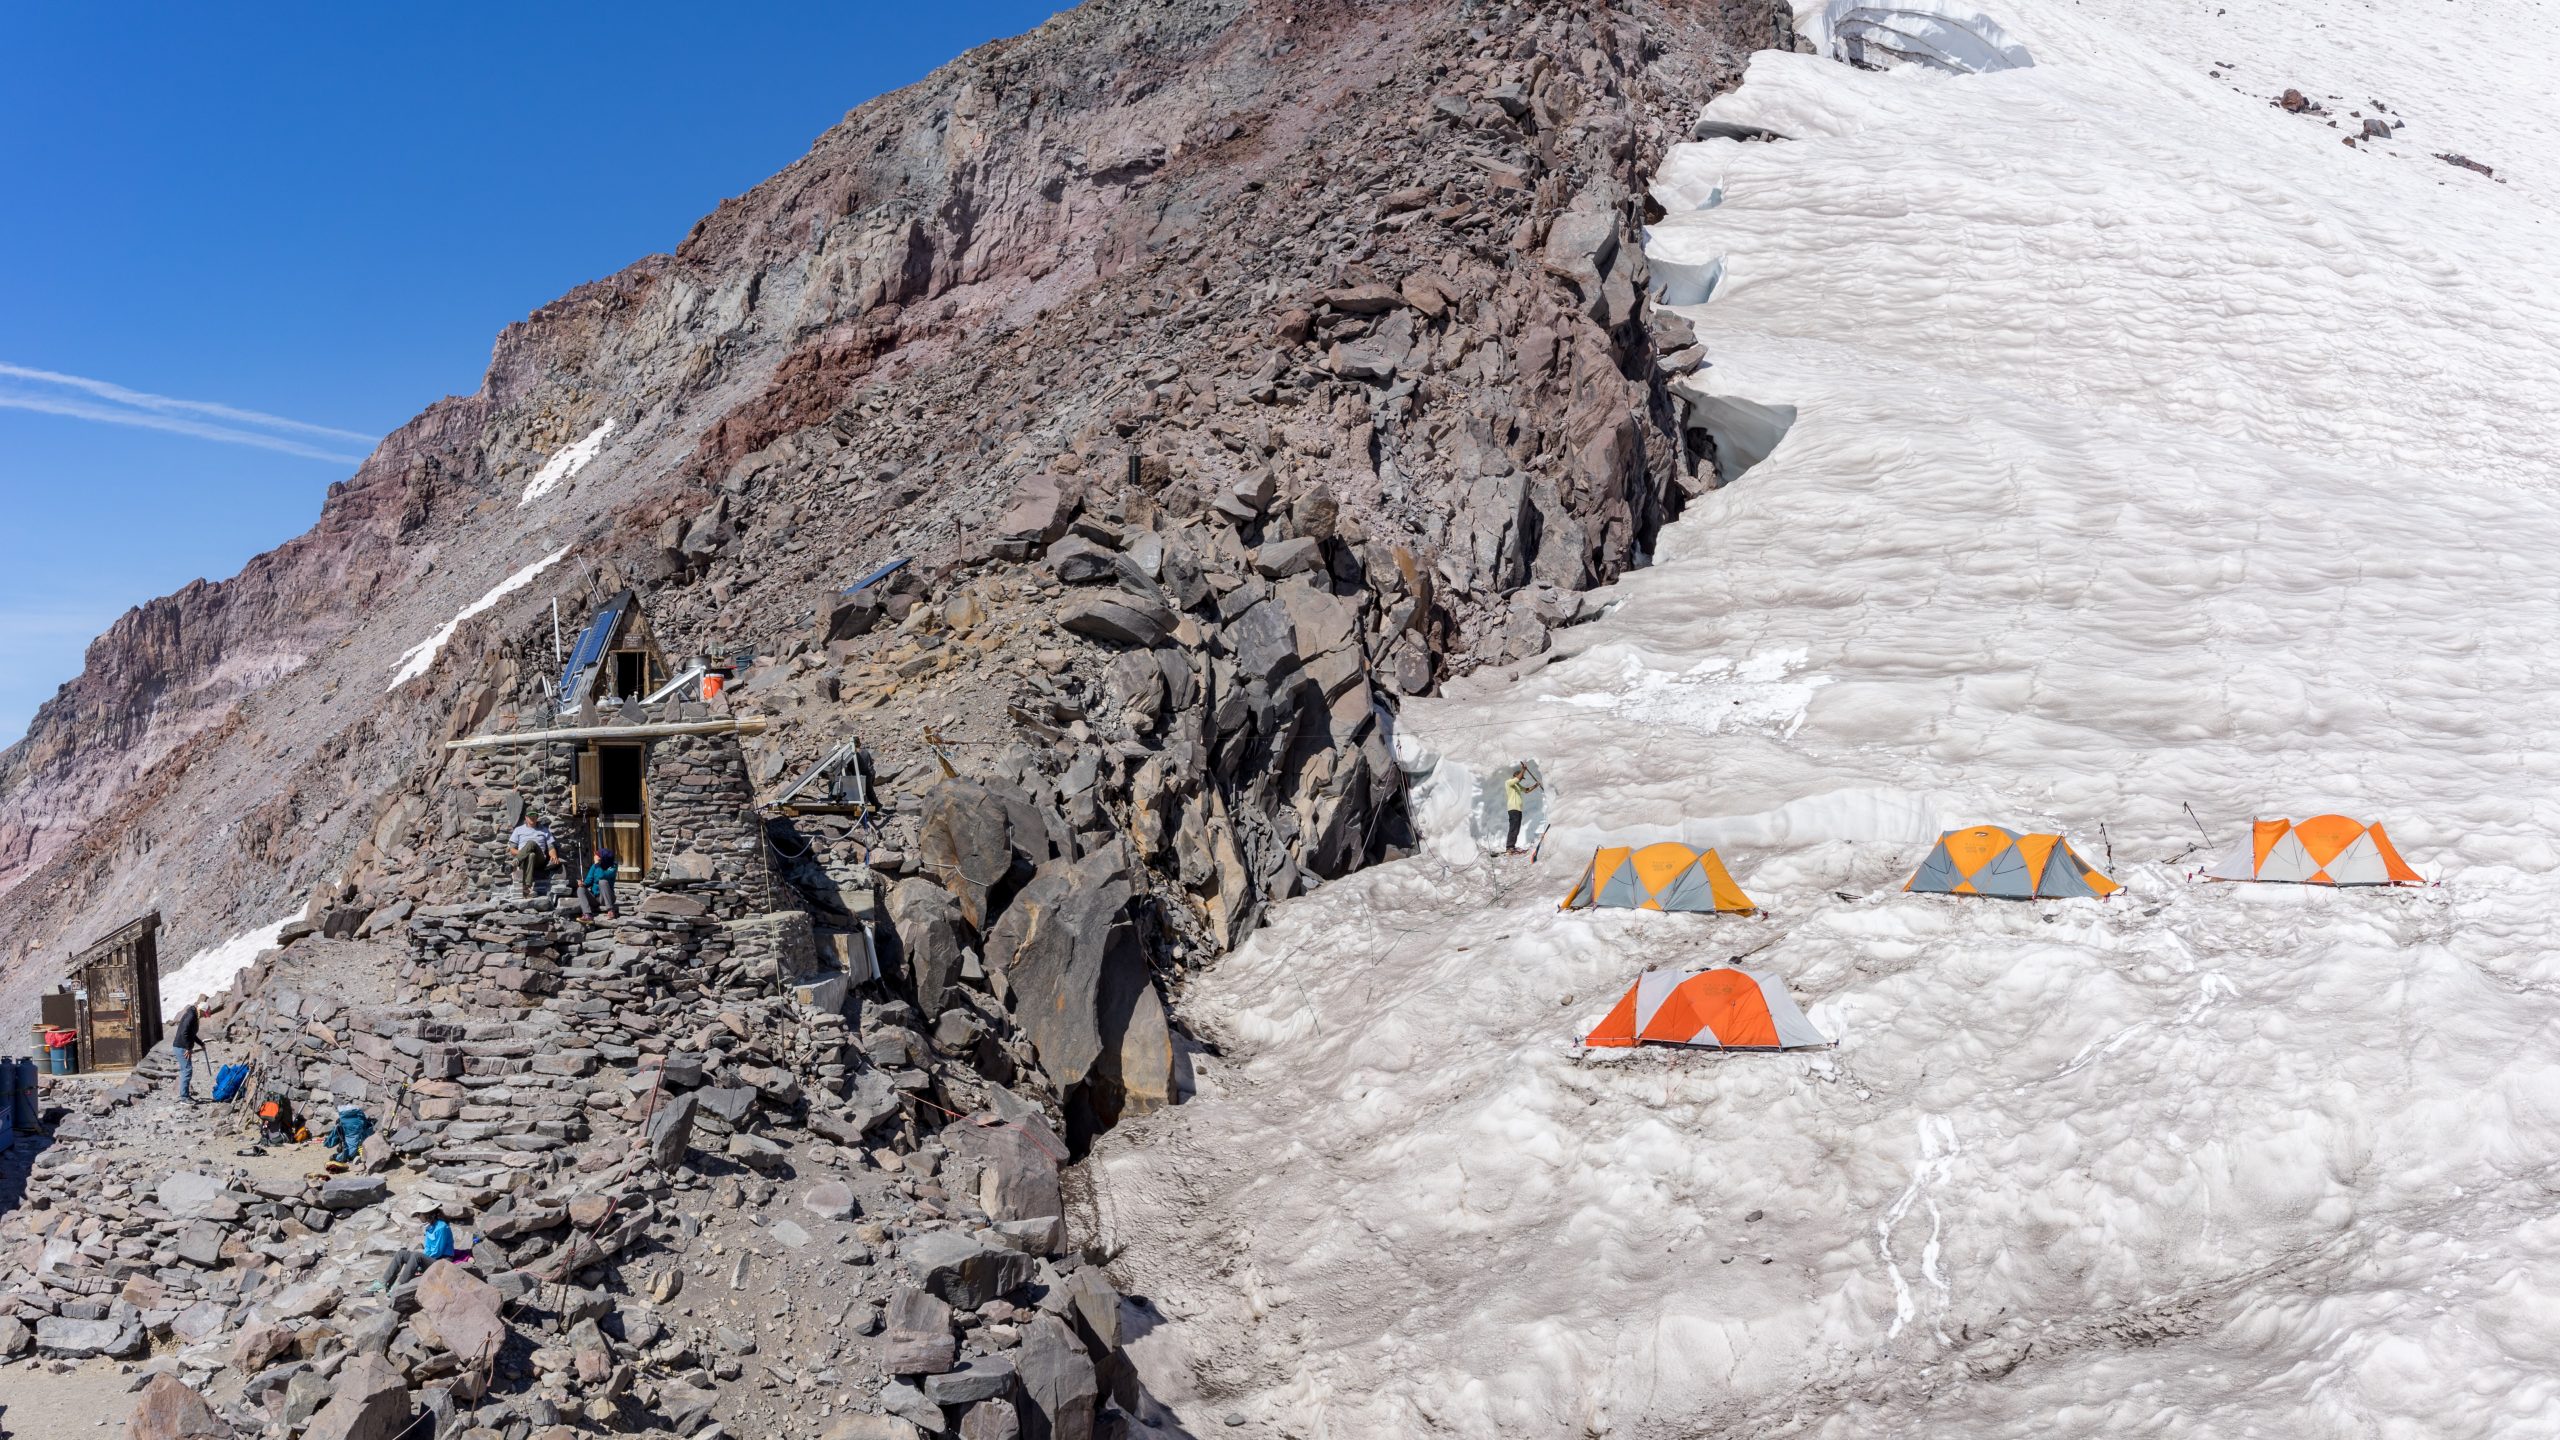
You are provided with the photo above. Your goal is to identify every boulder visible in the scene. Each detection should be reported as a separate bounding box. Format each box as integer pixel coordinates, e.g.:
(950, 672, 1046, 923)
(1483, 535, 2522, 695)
(982, 847, 1174, 1125)
(645, 1092, 699, 1170)
(320, 1175, 389, 1210)
(842, 1067, 906, 1135)
(414, 1260, 506, 1363)
(924, 1354, 1018, 1407)
(171, 1299, 228, 1343)
(230, 1321, 295, 1374)
(887, 877, 970, 1019)
(1058, 597, 1175, 648)
(657, 1380, 721, 1434)
(302, 1354, 411, 1440)
(960, 1398, 1023, 1440)
(739, 1062, 804, 1106)
(881, 1382, 947, 1432)
(696, 1085, 759, 1124)
(1541, 196, 1622, 295)
(1014, 1315, 1099, 1440)
(884, 1284, 957, 1375)
(157, 1171, 225, 1218)
(800, 1179, 860, 1221)
(1221, 598, 1298, 679)
(128, 1375, 235, 1440)
(1320, 282, 1406, 314)
(918, 781, 1049, 929)
(1044, 535, 1121, 585)
(1254, 536, 1323, 578)
(38, 1312, 146, 1358)
(0, 1315, 27, 1357)
(728, 1132, 790, 1172)
(175, 1220, 228, 1268)
(949, 1122, 1064, 1243)
(817, 587, 887, 644)
(1274, 580, 1359, 660)
(905, 1230, 1036, 1310)
(995, 473, 1080, 560)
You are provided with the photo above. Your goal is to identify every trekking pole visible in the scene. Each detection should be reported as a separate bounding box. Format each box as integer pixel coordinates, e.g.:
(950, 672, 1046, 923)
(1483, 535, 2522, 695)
(2182, 802, 2211, 845)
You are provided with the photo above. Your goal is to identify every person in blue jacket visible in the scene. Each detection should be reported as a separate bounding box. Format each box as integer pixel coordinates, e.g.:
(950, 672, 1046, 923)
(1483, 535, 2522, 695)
(580, 846, 621, 921)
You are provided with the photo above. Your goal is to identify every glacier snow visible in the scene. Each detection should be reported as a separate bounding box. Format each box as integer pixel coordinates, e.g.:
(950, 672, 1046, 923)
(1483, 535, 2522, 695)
(1094, 0, 2560, 1435)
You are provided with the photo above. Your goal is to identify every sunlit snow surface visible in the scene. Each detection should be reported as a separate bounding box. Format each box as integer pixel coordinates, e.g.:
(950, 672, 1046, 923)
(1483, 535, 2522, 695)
(1095, 2, 2560, 1436)
(519, 419, 616, 506)
(159, 916, 296, 1014)
(385, 546, 572, 691)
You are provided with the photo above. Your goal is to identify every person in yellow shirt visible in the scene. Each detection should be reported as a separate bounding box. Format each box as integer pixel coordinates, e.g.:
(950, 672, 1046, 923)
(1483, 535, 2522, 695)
(1503, 762, 1541, 854)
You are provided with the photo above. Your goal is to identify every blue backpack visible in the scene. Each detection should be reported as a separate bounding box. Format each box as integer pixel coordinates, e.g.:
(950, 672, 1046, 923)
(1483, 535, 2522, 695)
(210, 1063, 250, 1102)
(328, 1106, 372, 1162)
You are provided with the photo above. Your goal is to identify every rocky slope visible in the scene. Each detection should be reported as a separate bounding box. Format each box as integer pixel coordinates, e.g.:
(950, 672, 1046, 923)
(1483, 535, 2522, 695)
(0, 0, 1792, 1435)
(0, 0, 1770, 1038)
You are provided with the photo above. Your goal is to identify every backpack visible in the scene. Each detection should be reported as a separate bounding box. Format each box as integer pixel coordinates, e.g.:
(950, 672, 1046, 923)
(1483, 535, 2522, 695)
(329, 1106, 373, 1162)
(421, 1219, 455, 1262)
(211, 1063, 250, 1103)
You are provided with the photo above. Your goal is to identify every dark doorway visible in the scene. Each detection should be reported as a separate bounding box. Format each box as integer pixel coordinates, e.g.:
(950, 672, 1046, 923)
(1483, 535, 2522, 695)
(613, 650, 649, 700)
(593, 743, 649, 873)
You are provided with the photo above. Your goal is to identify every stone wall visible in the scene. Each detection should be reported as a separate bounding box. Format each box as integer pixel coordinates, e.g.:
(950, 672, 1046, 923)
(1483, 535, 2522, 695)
(452, 706, 772, 923)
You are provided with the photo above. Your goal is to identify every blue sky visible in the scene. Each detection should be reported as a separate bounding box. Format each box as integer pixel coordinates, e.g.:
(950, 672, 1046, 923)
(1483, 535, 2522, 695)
(0, 3, 1068, 746)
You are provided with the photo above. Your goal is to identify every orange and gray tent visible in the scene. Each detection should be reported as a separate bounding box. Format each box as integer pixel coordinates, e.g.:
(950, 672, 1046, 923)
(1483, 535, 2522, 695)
(1906, 825, 2121, 899)
(1559, 843, 1757, 913)
(1582, 968, 1830, 1050)
(2206, 815, 2423, 885)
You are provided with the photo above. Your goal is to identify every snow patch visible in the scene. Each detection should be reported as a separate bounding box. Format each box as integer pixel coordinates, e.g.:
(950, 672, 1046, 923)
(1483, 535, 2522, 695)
(387, 546, 572, 691)
(517, 420, 615, 507)
(160, 916, 296, 1013)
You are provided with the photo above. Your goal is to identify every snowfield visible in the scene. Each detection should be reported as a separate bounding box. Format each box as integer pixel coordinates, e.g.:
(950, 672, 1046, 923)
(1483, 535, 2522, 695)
(519, 419, 616, 506)
(385, 546, 572, 691)
(159, 915, 296, 1014)
(1094, 1, 2560, 1436)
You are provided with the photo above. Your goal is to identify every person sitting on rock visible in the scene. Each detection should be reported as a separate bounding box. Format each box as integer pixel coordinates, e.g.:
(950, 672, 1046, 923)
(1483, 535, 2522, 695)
(581, 845, 621, 922)
(508, 814, 559, 896)
(168, 1002, 201, 1103)
(1503, 762, 1542, 855)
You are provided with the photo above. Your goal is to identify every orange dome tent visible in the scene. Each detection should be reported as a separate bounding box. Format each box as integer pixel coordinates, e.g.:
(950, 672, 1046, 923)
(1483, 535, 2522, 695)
(1581, 968, 1830, 1050)
(2206, 815, 2423, 885)
(1559, 843, 1757, 914)
(1907, 825, 2120, 899)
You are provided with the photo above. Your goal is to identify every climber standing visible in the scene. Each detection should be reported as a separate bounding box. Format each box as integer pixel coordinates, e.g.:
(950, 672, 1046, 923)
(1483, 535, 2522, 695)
(1504, 762, 1541, 855)
(168, 1001, 201, 1103)
(509, 813, 559, 897)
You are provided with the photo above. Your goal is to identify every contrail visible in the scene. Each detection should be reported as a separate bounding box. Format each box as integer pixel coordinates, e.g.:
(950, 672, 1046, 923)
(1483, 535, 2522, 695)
(0, 393, 371, 465)
(0, 360, 378, 461)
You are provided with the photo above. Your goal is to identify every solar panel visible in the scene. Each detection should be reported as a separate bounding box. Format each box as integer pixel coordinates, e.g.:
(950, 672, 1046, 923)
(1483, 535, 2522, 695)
(842, 556, 911, 595)
(557, 592, 631, 706)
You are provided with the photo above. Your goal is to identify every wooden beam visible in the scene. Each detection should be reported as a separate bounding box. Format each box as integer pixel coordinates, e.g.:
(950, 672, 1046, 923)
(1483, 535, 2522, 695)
(445, 717, 768, 751)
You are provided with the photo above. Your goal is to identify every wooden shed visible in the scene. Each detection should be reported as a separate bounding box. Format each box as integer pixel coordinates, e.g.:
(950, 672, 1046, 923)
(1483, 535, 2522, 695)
(62, 911, 165, 1072)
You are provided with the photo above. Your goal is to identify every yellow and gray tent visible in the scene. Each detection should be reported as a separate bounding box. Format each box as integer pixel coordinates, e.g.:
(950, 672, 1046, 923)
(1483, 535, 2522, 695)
(1906, 825, 2120, 899)
(1560, 843, 1758, 913)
